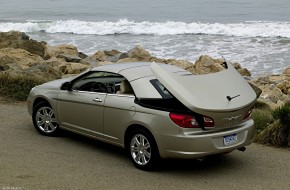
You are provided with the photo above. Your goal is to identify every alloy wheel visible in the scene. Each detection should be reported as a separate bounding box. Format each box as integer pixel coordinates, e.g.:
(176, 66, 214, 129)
(35, 106, 58, 134)
(130, 134, 152, 166)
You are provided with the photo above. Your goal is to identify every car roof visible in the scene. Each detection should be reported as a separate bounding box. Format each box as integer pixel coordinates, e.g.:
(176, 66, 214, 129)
(91, 62, 185, 81)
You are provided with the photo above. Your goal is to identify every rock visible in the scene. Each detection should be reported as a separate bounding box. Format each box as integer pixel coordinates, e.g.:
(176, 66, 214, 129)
(283, 67, 290, 77)
(166, 59, 193, 69)
(86, 51, 107, 62)
(25, 64, 62, 79)
(0, 54, 15, 65)
(277, 80, 290, 95)
(107, 53, 128, 62)
(104, 49, 121, 56)
(56, 54, 82, 63)
(0, 48, 43, 68)
(0, 31, 45, 57)
(117, 58, 138, 63)
(78, 52, 88, 59)
(268, 74, 287, 84)
(251, 75, 290, 109)
(96, 61, 113, 66)
(186, 65, 197, 75)
(149, 57, 167, 64)
(55, 62, 90, 75)
(27, 57, 66, 68)
(44, 44, 79, 60)
(79, 59, 91, 65)
(0, 64, 9, 71)
(127, 45, 151, 61)
(194, 55, 225, 74)
(237, 68, 251, 76)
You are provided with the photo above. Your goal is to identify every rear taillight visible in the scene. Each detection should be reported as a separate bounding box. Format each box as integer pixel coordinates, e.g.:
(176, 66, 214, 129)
(243, 108, 253, 120)
(203, 116, 215, 127)
(169, 113, 214, 128)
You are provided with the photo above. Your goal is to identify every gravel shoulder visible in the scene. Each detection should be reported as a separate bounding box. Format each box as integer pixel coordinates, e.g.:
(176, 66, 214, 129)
(1, 102, 290, 190)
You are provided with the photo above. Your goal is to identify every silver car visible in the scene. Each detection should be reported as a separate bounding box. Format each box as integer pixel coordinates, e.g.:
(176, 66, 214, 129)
(27, 62, 256, 170)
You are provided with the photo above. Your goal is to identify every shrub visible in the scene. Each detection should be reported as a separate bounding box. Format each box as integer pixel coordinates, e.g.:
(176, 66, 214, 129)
(0, 72, 48, 101)
(272, 103, 290, 126)
(254, 103, 290, 147)
(252, 109, 273, 136)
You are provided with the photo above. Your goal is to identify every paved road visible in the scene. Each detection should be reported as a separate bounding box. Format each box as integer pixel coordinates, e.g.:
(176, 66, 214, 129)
(1, 102, 290, 190)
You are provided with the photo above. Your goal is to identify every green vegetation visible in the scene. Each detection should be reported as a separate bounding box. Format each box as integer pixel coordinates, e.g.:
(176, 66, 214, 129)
(0, 72, 48, 101)
(252, 109, 273, 136)
(253, 102, 290, 147)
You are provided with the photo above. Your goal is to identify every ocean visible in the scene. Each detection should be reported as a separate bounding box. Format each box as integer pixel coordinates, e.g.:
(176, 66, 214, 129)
(0, 0, 290, 76)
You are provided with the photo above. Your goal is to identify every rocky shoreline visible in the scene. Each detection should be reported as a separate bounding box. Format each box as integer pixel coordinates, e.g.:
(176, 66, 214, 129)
(0, 31, 289, 108)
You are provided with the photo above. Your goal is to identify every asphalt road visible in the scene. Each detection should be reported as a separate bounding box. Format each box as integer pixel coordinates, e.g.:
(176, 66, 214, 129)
(1, 102, 290, 190)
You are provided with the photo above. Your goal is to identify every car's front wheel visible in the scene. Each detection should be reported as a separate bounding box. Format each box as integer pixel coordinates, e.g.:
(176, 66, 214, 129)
(128, 128, 159, 170)
(33, 101, 60, 136)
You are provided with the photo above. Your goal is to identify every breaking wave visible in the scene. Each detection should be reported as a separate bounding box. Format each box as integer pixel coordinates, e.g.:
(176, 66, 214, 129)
(0, 19, 290, 38)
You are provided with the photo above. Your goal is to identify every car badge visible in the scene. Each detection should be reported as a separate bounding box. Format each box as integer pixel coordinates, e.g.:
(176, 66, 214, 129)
(224, 115, 242, 121)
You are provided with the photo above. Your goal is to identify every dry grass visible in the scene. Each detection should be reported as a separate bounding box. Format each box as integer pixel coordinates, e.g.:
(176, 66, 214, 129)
(0, 72, 48, 101)
(254, 102, 290, 147)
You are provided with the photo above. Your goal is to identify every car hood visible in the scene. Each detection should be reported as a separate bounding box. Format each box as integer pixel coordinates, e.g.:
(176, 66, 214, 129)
(151, 62, 256, 112)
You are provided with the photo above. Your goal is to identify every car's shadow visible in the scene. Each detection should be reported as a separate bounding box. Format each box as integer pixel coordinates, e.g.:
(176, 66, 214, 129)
(58, 129, 245, 173)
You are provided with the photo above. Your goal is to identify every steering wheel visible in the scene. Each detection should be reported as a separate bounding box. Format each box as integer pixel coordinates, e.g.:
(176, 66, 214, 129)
(90, 82, 108, 93)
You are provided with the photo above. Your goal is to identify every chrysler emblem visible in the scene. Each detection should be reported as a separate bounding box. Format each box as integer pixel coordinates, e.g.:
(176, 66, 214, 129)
(224, 115, 242, 121)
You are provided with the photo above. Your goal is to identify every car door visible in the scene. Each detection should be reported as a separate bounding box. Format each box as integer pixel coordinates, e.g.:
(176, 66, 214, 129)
(56, 71, 110, 137)
(57, 90, 106, 137)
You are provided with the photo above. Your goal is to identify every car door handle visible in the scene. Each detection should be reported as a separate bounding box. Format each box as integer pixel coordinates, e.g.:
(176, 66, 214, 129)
(92, 97, 102, 102)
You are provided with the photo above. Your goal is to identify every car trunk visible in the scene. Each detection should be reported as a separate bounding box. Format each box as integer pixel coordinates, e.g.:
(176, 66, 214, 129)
(151, 62, 257, 130)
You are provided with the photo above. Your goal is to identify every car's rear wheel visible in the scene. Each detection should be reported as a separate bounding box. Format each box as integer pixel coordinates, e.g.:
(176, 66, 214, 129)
(33, 101, 60, 136)
(127, 128, 159, 170)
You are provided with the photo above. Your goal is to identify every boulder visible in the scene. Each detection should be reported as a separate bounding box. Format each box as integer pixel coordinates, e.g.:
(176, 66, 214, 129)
(117, 57, 138, 63)
(127, 45, 151, 61)
(96, 61, 113, 67)
(283, 67, 290, 77)
(78, 52, 88, 59)
(107, 53, 128, 62)
(44, 44, 79, 60)
(186, 65, 197, 75)
(25, 64, 62, 79)
(194, 55, 225, 74)
(0, 48, 43, 68)
(86, 51, 107, 62)
(166, 59, 193, 69)
(0, 31, 45, 57)
(252, 76, 290, 109)
(149, 57, 167, 64)
(277, 80, 290, 95)
(104, 49, 121, 56)
(57, 54, 83, 63)
(55, 62, 90, 75)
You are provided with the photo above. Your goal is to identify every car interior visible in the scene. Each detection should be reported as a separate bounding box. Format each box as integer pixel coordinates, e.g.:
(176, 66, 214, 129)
(71, 71, 134, 95)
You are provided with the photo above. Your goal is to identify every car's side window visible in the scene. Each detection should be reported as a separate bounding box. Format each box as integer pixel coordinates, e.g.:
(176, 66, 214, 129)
(150, 79, 173, 99)
(71, 71, 125, 93)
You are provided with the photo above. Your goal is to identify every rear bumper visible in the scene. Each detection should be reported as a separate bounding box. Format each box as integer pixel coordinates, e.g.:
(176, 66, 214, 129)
(157, 119, 254, 159)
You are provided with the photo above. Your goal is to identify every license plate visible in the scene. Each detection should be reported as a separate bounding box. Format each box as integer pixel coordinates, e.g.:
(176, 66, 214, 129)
(223, 134, 238, 146)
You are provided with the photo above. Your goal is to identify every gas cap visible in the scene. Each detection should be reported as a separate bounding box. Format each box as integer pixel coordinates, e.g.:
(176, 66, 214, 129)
(129, 106, 136, 116)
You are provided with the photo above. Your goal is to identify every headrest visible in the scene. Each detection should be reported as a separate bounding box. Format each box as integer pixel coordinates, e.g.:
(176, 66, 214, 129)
(120, 80, 133, 94)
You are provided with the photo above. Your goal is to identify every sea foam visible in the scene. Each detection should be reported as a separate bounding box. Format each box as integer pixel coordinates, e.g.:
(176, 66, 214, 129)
(0, 19, 290, 38)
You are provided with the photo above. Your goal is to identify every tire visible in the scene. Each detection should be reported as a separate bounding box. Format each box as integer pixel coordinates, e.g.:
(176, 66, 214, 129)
(127, 128, 160, 171)
(32, 101, 60, 136)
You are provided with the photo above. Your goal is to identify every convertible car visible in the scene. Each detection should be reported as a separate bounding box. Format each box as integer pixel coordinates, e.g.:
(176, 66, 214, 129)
(27, 62, 257, 170)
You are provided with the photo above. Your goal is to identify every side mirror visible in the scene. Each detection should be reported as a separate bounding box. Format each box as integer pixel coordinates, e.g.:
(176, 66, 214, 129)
(60, 81, 72, 91)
